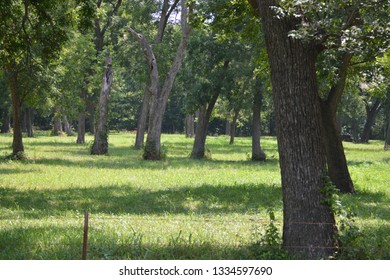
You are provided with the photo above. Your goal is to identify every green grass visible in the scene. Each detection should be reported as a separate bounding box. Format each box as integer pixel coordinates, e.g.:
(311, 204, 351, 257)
(0, 132, 389, 259)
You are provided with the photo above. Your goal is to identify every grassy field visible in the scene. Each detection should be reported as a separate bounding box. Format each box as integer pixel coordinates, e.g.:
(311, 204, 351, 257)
(0, 131, 389, 259)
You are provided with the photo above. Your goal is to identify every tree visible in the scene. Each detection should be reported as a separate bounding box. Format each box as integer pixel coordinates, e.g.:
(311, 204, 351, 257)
(91, 53, 114, 154)
(249, 0, 337, 259)
(129, 0, 191, 160)
(0, 0, 74, 157)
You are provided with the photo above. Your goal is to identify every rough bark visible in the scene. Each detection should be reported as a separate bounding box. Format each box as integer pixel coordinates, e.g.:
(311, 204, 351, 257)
(360, 100, 382, 143)
(1, 110, 11, 133)
(250, 0, 337, 259)
(9, 70, 24, 155)
(134, 88, 151, 149)
(91, 54, 114, 155)
(130, 0, 191, 160)
(320, 53, 354, 193)
(252, 91, 266, 161)
(385, 121, 390, 150)
(185, 114, 195, 138)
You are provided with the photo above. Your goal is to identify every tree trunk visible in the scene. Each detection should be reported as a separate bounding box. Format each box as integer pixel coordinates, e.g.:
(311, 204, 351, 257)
(87, 102, 95, 135)
(225, 120, 231, 136)
(77, 112, 86, 144)
(25, 107, 34, 138)
(185, 114, 195, 138)
(77, 89, 87, 144)
(91, 54, 114, 155)
(130, 0, 191, 160)
(156, 0, 180, 43)
(63, 115, 73, 136)
(1, 110, 11, 133)
(252, 91, 266, 161)
(9, 70, 24, 155)
(385, 121, 390, 150)
(190, 92, 220, 159)
(319, 53, 354, 193)
(250, 0, 337, 259)
(321, 103, 354, 193)
(134, 88, 151, 149)
(360, 100, 382, 143)
(190, 105, 209, 159)
(52, 111, 63, 136)
(229, 110, 239, 145)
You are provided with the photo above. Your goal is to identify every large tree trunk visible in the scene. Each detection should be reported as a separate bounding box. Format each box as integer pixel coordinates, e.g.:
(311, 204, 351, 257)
(134, 88, 151, 149)
(25, 107, 34, 138)
(9, 70, 24, 156)
(91, 54, 114, 155)
(1, 110, 11, 133)
(252, 91, 266, 161)
(385, 121, 390, 150)
(250, 0, 337, 259)
(360, 100, 382, 143)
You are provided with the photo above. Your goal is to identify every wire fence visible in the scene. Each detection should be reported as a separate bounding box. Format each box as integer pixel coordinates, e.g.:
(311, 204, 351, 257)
(1, 211, 388, 260)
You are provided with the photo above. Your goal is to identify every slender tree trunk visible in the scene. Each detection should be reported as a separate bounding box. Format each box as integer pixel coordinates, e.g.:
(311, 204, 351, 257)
(135, 88, 151, 149)
(87, 102, 95, 135)
(190, 105, 209, 159)
(52, 110, 63, 136)
(77, 112, 86, 144)
(229, 110, 239, 145)
(385, 121, 390, 150)
(1, 110, 11, 133)
(360, 100, 382, 143)
(9, 70, 24, 155)
(252, 91, 266, 161)
(91, 54, 114, 155)
(190, 92, 220, 159)
(225, 120, 231, 136)
(77, 89, 87, 144)
(250, 0, 337, 259)
(319, 53, 354, 193)
(25, 107, 34, 138)
(185, 114, 195, 138)
(321, 103, 354, 193)
(63, 115, 73, 136)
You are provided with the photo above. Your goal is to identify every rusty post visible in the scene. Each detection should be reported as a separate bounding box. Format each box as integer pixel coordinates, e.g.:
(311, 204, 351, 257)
(82, 211, 89, 260)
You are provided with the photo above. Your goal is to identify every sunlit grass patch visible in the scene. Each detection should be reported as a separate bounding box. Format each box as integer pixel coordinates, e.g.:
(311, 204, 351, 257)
(0, 132, 389, 259)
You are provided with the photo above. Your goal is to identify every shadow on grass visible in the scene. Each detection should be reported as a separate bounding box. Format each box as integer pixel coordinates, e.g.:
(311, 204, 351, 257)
(0, 183, 283, 217)
(341, 188, 390, 221)
(0, 224, 288, 260)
